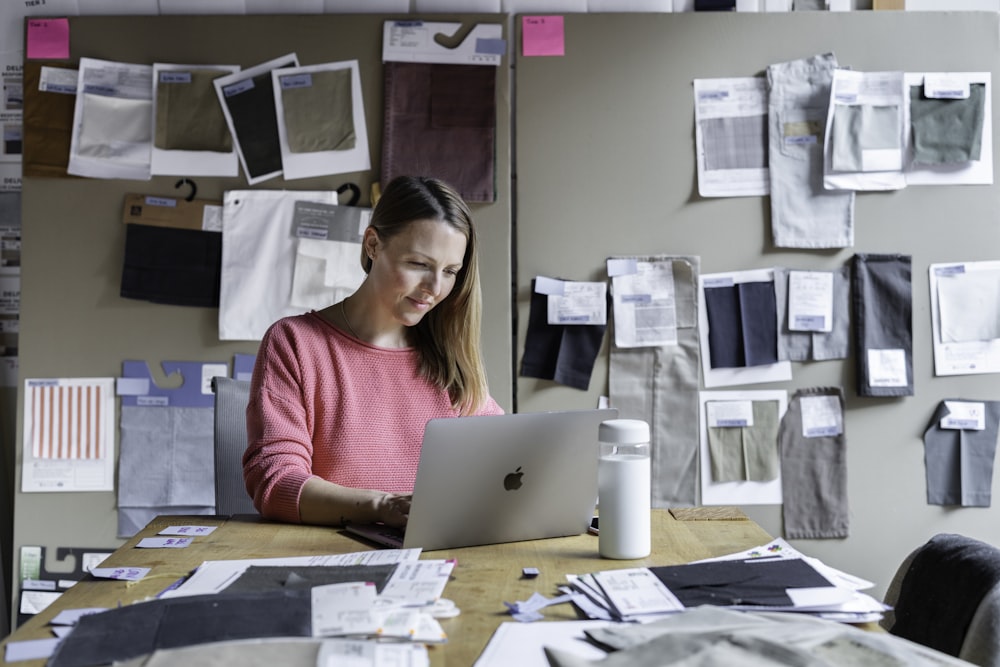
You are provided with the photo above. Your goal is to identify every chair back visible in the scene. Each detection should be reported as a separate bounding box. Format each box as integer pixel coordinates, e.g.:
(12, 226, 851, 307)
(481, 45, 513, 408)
(885, 533, 1000, 666)
(211, 376, 257, 515)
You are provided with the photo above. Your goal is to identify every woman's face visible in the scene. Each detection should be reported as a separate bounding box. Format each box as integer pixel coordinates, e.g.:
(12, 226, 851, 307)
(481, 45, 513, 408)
(365, 218, 468, 328)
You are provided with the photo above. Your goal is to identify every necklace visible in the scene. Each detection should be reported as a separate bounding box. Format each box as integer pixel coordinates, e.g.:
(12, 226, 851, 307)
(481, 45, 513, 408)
(340, 300, 361, 339)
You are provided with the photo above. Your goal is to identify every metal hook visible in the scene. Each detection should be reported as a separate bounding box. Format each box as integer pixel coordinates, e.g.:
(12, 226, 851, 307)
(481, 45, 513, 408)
(336, 182, 361, 206)
(174, 178, 197, 202)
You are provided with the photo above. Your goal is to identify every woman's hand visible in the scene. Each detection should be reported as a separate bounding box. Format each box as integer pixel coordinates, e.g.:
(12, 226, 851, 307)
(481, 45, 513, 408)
(376, 493, 412, 528)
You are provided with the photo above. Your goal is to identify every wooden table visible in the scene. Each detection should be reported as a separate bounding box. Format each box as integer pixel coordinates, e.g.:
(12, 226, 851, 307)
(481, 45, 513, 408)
(0, 510, 774, 666)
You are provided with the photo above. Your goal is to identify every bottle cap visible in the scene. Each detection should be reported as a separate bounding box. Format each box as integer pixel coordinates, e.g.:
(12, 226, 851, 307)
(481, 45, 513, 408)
(599, 419, 650, 444)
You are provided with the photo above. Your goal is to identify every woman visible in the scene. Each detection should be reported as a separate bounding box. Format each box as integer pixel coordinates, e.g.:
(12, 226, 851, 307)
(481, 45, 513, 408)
(243, 176, 503, 528)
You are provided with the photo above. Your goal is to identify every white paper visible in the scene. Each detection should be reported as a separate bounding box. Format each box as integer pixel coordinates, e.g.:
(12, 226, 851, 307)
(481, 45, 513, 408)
(698, 269, 792, 388)
(136, 536, 193, 548)
(693, 77, 769, 198)
(78, 0, 159, 14)
(272, 60, 370, 180)
(936, 265, 1000, 343)
(0, 51, 23, 165)
(21, 377, 116, 492)
(3, 638, 60, 662)
(706, 400, 754, 428)
(930, 261, 1000, 376)
(378, 559, 455, 607)
(473, 620, 611, 667)
(787, 270, 834, 332)
(90, 566, 150, 581)
(904, 72, 993, 186)
(540, 278, 607, 326)
(591, 568, 683, 616)
(699, 390, 786, 506)
(823, 69, 907, 191)
(866, 349, 907, 387)
(610, 258, 677, 348)
(159, 525, 217, 536)
(312, 581, 379, 637)
(157, 0, 246, 13)
(941, 400, 986, 431)
(800, 395, 843, 438)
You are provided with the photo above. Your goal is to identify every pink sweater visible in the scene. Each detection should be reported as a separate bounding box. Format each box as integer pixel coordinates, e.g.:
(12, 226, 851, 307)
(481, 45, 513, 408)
(243, 311, 503, 523)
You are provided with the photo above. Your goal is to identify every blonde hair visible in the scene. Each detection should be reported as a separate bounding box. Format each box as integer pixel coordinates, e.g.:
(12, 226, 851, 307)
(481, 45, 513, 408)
(363, 176, 490, 415)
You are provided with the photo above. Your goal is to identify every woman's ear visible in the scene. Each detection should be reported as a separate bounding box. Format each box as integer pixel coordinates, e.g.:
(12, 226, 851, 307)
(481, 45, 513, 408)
(363, 227, 379, 262)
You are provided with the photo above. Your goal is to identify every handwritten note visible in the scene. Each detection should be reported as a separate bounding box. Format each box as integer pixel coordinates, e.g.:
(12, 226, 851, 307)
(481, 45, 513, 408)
(159, 525, 217, 537)
(136, 537, 193, 549)
(26, 18, 70, 60)
(522, 16, 564, 57)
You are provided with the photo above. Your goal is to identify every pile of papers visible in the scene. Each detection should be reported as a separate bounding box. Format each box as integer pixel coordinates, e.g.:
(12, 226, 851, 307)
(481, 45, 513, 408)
(35, 548, 456, 667)
(560, 539, 887, 624)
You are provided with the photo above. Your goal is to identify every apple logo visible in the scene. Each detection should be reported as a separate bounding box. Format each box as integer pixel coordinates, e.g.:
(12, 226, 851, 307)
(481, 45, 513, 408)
(503, 466, 524, 491)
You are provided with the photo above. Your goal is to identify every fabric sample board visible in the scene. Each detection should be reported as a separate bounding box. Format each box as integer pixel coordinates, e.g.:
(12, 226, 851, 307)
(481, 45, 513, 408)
(520, 280, 607, 391)
(707, 400, 780, 483)
(767, 53, 854, 248)
(120, 223, 222, 307)
(382, 61, 496, 202)
(910, 83, 986, 165)
(609, 255, 700, 507)
(852, 253, 913, 397)
(774, 265, 850, 362)
(779, 387, 848, 539)
(704, 281, 778, 369)
(923, 400, 1000, 507)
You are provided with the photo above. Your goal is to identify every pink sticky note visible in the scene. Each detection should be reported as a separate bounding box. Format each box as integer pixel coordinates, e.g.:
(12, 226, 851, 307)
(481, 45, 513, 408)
(26, 18, 70, 60)
(522, 16, 565, 57)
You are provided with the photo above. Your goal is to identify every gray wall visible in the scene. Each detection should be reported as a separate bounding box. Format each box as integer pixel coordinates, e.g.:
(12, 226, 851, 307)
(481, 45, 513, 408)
(14, 13, 511, 623)
(514, 11, 1000, 598)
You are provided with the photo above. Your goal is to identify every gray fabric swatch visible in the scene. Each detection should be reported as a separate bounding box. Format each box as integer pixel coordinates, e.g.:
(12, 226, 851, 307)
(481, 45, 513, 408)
(923, 400, 1000, 507)
(609, 256, 700, 507)
(779, 387, 848, 539)
(774, 265, 850, 361)
(911, 83, 985, 164)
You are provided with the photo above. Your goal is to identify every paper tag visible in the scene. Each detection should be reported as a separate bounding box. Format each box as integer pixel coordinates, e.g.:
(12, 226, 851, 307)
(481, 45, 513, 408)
(941, 401, 985, 430)
(707, 400, 754, 428)
(383, 21, 503, 66)
(311, 581, 379, 637)
(90, 567, 150, 581)
(788, 270, 833, 333)
(924, 74, 970, 100)
(547, 281, 607, 325)
(201, 364, 228, 395)
(291, 200, 366, 242)
(867, 349, 908, 388)
(800, 395, 843, 438)
(159, 525, 217, 536)
(136, 537, 193, 549)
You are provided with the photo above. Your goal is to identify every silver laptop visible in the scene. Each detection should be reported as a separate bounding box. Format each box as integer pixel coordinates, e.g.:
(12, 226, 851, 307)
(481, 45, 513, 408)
(345, 408, 617, 551)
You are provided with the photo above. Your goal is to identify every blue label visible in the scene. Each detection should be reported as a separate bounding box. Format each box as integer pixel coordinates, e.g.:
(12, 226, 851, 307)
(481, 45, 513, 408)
(280, 73, 312, 90)
(622, 294, 652, 304)
(45, 83, 76, 94)
(698, 91, 729, 101)
(145, 197, 177, 208)
(785, 135, 817, 145)
(137, 395, 169, 407)
(805, 426, 840, 438)
(558, 315, 590, 324)
(159, 71, 192, 84)
(793, 315, 825, 329)
(715, 419, 748, 427)
(476, 38, 507, 55)
(83, 84, 116, 96)
(223, 79, 254, 97)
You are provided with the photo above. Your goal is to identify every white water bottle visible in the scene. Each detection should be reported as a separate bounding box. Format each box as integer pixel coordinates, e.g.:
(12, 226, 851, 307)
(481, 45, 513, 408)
(598, 419, 651, 559)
